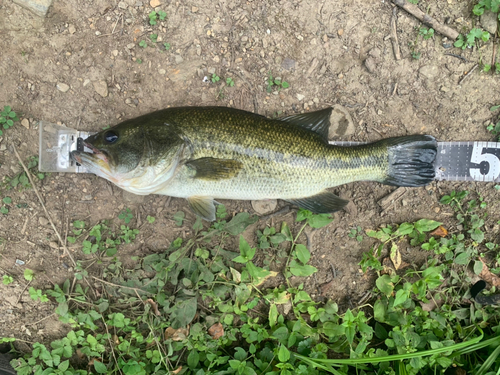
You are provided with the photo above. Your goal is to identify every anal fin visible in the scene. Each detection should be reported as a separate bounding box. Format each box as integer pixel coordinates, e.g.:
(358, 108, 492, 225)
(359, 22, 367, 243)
(187, 196, 216, 221)
(286, 191, 348, 214)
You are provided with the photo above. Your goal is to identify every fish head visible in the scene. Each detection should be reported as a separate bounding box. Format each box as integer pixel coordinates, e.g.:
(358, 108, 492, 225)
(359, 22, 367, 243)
(70, 121, 185, 192)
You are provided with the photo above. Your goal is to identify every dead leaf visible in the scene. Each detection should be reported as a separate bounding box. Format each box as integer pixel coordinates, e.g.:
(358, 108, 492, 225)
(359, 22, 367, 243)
(390, 244, 402, 270)
(208, 323, 224, 339)
(146, 299, 161, 316)
(381, 257, 396, 275)
(165, 326, 189, 341)
(430, 226, 448, 237)
(172, 367, 183, 374)
(479, 258, 500, 287)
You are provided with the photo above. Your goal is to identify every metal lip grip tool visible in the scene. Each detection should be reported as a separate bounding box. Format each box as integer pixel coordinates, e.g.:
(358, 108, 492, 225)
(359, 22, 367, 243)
(38, 121, 500, 184)
(38, 122, 94, 173)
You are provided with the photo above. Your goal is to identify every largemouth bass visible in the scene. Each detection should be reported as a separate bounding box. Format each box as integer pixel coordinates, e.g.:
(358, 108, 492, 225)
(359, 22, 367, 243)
(70, 106, 437, 221)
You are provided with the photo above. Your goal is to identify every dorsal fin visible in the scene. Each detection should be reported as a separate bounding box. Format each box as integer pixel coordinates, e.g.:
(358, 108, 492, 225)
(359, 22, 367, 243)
(278, 107, 332, 141)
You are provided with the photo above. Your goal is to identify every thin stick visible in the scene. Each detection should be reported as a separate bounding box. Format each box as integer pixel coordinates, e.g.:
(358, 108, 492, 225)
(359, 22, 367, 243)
(390, 7, 401, 60)
(492, 38, 497, 68)
(16, 280, 32, 305)
(392, 0, 459, 40)
(458, 64, 478, 85)
(91, 275, 151, 293)
(25, 313, 56, 326)
(12, 144, 77, 267)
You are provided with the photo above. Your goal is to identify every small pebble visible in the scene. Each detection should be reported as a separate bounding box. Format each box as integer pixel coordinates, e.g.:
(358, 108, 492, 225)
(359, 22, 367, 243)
(39, 217, 49, 226)
(150, 0, 161, 7)
(118, 1, 128, 9)
(15, 259, 25, 266)
(191, 6, 198, 12)
(68, 25, 76, 34)
(296, 93, 305, 101)
(337, 29, 344, 36)
(93, 80, 108, 97)
(159, 69, 166, 75)
(21, 118, 29, 129)
(56, 83, 70, 92)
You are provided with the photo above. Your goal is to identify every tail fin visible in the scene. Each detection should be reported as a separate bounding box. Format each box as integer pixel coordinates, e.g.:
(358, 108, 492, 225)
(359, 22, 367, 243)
(382, 135, 437, 187)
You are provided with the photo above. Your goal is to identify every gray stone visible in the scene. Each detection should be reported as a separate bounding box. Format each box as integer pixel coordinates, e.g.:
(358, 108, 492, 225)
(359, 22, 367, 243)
(281, 57, 296, 70)
(93, 80, 108, 97)
(39, 216, 49, 226)
(296, 93, 305, 101)
(175, 55, 184, 64)
(12, 0, 52, 17)
(122, 190, 145, 204)
(480, 10, 498, 35)
(329, 104, 355, 138)
(56, 82, 70, 92)
(364, 57, 377, 74)
(252, 200, 278, 215)
(419, 65, 439, 80)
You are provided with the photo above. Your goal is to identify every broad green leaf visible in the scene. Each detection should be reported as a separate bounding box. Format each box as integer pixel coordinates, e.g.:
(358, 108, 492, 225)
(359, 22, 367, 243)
(93, 360, 107, 374)
(269, 304, 278, 328)
(394, 222, 414, 236)
(414, 219, 441, 234)
(454, 252, 470, 265)
(225, 213, 258, 235)
(307, 213, 333, 228)
(289, 263, 317, 277)
(187, 350, 200, 369)
(474, 260, 483, 275)
(295, 244, 311, 264)
(278, 345, 290, 362)
(393, 288, 409, 307)
(376, 275, 394, 297)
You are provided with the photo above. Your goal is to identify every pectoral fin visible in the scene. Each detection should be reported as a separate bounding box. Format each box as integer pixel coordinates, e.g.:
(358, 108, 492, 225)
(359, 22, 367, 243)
(187, 196, 216, 221)
(286, 191, 348, 213)
(187, 157, 243, 180)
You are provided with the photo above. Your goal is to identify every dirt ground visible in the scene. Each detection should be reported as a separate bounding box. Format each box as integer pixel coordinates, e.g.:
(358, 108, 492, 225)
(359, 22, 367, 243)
(1, 0, 499, 349)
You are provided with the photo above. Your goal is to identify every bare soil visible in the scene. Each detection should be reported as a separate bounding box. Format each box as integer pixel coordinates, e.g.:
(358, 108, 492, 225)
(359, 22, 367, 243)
(1, 0, 499, 349)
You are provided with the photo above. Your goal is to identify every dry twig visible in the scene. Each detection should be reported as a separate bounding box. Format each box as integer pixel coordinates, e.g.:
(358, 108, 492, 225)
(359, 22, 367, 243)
(12, 143, 76, 267)
(392, 0, 459, 40)
(390, 7, 401, 60)
(458, 64, 479, 85)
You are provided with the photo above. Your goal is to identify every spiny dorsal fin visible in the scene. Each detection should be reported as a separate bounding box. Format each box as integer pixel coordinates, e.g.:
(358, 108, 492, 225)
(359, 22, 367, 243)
(187, 157, 243, 180)
(286, 190, 348, 213)
(279, 107, 332, 141)
(187, 196, 216, 221)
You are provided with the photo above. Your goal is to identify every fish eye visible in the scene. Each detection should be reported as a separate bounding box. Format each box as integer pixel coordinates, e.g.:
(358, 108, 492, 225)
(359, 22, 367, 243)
(104, 131, 119, 144)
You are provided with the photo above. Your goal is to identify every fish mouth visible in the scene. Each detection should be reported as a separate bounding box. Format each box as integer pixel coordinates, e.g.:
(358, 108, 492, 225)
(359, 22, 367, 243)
(70, 142, 111, 173)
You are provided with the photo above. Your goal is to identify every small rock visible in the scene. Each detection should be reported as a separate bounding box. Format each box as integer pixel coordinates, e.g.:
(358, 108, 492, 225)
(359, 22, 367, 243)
(364, 56, 377, 73)
(83, 79, 90, 87)
(21, 118, 29, 129)
(83, 194, 93, 201)
(39, 216, 49, 226)
(49, 241, 59, 249)
(313, 97, 319, 104)
(368, 47, 381, 59)
(123, 190, 145, 204)
(150, 0, 161, 7)
(252, 199, 278, 215)
(191, 6, 198, 12)
(118, 1, 128, 9)
(329, 104, 355, 138)
(56, 82, 70, 92)
(434, 207, 440, 213)
(93, 80, 108, 97)
(12, 0, 53, 17)
(337, 28, 344, 36)
(126, 43, 135, 49)
(159, 69, 166, 75)
(440, 86, 450, 92)
(175, 55, 184, 64)
(281, 57, 296, 70)
(480, 10, 498, 35)
(419, 65, 440, 80)
(112, 49, 119, 56)
(296, 93, 305, 101)
(68, 25, 76, 34)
